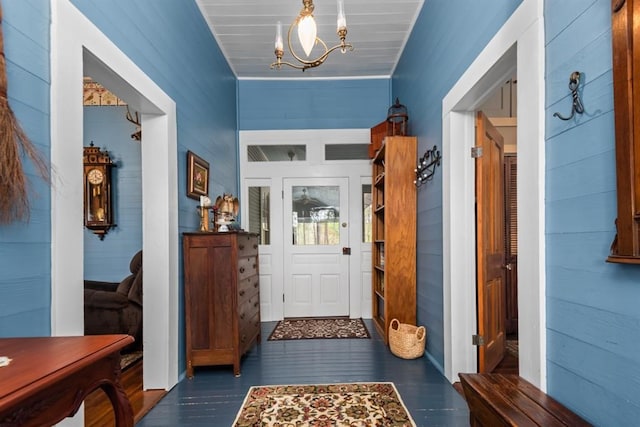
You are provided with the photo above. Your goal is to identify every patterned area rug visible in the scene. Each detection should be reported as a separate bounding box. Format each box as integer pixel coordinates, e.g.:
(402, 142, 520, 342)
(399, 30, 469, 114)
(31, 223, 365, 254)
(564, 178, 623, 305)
(232, 383, 416, 427)
(268, 317, 370, 340)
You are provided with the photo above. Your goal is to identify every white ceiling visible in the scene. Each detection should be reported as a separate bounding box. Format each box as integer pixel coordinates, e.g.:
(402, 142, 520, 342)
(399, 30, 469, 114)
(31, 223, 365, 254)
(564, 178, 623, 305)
(195, 0, 425, 79)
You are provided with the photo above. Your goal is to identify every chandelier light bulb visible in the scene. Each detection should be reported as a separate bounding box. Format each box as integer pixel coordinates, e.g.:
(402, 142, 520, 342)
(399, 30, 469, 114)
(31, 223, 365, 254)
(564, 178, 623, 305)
(275, 21, 284, 51)
(337, 0, 346, 30)
(298, 14, 317, 57)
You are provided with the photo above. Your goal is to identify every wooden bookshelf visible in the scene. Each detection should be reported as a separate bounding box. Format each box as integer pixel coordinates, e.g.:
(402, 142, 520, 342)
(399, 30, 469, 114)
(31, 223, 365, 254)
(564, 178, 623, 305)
(371, 136, 417, 343)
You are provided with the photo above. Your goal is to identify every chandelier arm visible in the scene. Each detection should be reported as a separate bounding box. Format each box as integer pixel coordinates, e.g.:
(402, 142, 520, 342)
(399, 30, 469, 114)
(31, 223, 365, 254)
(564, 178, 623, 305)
(311, 42, 353, 65)
(271, 42, 353, 71)
(270, 59, 307, 71)
(285, 21, 353, 68)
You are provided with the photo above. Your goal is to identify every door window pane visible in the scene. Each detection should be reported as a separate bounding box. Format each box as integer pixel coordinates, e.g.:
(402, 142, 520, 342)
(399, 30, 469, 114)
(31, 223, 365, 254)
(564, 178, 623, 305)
(292, 186, 339, 245)
(248, 186, 270, 245)
(362, 184, 372, 243)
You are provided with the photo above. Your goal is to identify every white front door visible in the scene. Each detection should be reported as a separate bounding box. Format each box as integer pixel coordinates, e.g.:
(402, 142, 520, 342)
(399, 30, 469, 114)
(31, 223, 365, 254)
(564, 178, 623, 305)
(283, 177, 350, 317)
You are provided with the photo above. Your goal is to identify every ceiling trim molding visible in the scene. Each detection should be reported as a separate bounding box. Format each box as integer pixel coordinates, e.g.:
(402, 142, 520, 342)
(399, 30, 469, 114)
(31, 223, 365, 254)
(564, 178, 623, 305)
(236, 74, 391, 81)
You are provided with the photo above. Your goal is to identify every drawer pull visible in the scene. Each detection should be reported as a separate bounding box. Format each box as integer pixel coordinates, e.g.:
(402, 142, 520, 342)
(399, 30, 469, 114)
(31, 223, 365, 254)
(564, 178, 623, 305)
(239, 267, 245, 273)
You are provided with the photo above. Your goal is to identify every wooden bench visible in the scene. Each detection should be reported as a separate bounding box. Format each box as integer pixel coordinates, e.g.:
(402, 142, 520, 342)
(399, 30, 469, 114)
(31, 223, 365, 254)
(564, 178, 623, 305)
(458, 373, 592, 426)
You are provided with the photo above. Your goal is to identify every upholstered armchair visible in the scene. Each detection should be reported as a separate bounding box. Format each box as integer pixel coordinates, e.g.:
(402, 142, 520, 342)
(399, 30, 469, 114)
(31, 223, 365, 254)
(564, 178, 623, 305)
(84, 250, 143, 347)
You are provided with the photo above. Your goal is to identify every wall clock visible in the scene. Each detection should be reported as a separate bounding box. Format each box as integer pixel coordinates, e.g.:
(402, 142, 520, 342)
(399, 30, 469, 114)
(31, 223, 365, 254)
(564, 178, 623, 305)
(83, 143, 116, 239)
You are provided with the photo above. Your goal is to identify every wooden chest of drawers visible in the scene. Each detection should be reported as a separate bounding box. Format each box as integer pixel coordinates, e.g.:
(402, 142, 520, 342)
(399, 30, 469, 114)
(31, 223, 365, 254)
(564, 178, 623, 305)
(183, 232, 260, 377)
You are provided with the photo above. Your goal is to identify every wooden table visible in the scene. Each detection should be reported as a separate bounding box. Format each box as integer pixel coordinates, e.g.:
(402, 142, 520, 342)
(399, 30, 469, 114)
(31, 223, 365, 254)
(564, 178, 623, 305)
(0, 335, 134, 427)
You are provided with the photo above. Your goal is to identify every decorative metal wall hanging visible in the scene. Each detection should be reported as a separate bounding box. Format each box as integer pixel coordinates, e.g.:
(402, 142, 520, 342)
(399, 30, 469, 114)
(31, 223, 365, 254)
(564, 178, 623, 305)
(553, 71, 585, 120)
(414, 145, 441, 187)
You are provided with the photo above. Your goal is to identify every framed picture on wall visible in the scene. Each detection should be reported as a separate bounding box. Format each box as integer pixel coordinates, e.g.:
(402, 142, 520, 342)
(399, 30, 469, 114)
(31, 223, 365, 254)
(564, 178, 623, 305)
(186, 151, 209, 200)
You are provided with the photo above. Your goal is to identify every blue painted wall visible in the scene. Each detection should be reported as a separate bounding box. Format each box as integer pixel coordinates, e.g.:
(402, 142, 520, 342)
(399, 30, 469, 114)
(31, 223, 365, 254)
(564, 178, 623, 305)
(0, 0, 51, 337)
(2, 1, 638, 421)
(70, 0, 237, 373)
(238, 79, 390, 130)
(392, 0, 522, 371)
(70, 0, 239, 217)
(83, 106, 142, 281)
(0, 0, 237, 378)
(393, 0, 640, 423)
(545, 0, 640, 423)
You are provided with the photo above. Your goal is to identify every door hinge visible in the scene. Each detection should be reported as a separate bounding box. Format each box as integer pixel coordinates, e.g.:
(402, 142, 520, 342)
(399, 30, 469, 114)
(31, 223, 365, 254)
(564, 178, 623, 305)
(283, 294, 285, 302)
(471, 146, 483, 158)
(472, 334, 485, 346)
(282, 190, 284, 199)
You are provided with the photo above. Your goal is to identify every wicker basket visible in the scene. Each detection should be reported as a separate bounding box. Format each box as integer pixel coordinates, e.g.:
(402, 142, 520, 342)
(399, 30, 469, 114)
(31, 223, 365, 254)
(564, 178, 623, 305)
(388, 318, 426, 359)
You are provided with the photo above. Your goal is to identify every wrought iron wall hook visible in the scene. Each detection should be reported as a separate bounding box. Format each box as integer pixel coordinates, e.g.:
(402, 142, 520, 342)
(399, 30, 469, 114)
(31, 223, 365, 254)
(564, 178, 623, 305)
(414, 145, 441, 188)
(553, 71, 585, 120)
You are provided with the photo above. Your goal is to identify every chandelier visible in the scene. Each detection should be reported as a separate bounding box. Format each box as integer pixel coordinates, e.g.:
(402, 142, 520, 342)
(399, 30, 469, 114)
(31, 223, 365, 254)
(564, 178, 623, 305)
(271, 0, 354, 71)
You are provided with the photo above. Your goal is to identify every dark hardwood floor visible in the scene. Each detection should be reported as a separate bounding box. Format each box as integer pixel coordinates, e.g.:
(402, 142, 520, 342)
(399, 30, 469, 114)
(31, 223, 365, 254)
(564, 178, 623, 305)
(137, 320, 469, 426)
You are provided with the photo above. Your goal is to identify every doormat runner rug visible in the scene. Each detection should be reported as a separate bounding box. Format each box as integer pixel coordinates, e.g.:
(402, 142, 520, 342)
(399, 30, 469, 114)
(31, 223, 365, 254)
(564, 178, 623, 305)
(268, 317, 370, 340)
(506, 339, 519, 357)
(232, 382, 416, 427)
(120, 350, 142, 371)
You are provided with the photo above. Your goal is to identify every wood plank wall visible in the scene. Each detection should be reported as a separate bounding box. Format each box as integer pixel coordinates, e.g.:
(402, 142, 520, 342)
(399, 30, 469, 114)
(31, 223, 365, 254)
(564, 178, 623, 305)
(238, 79, 391, 131)
(83, 106, 142, 281)
(391, 0, 522, 371)
(544, 0, 640, 424)
(0, 0, 51, 336)
(70, 0, 239, 229)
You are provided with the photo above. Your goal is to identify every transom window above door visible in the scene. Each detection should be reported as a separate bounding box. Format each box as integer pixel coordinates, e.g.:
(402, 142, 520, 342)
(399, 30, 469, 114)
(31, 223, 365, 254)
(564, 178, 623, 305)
(248, 145, 306, 162)
(246, 142, 370, 163)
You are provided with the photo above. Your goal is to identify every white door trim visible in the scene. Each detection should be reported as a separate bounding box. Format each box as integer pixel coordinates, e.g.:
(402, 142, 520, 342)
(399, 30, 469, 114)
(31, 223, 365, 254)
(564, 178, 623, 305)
(442, 0, 546, 389)
(51, 0, 179, 398)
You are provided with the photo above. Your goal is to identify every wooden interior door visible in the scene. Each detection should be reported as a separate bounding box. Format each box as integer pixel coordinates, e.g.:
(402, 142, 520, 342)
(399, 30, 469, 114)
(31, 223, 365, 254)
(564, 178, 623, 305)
(476, 111, 506, 373)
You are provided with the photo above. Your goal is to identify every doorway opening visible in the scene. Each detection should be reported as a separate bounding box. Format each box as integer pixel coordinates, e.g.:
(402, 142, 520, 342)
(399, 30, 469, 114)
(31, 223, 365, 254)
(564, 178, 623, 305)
(442, 0, 545, 389)
(51, 2, 179, 410)
(239, 129, 372, 322)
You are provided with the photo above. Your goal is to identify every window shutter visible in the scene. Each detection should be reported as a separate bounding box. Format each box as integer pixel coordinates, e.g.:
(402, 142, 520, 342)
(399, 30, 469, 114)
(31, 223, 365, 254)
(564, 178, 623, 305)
(504, 155, 517, 257)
